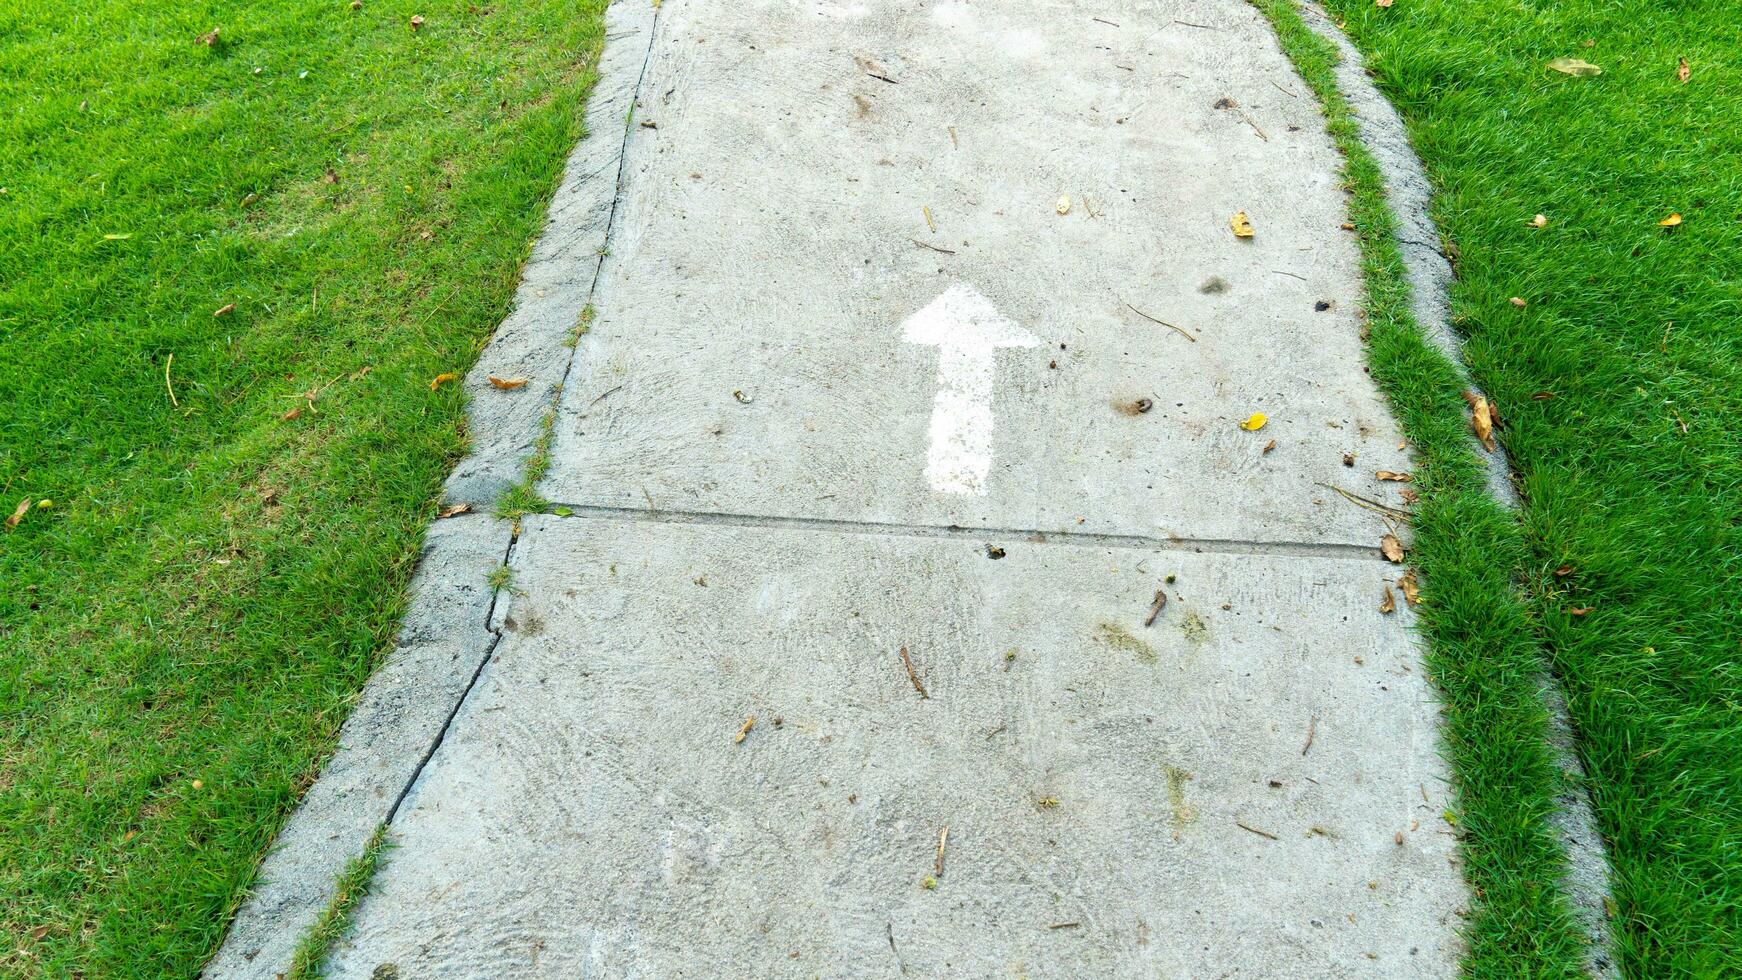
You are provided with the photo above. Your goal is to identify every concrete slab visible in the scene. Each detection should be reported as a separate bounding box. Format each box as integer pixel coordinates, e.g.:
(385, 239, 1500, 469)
(540, 0, 1413, 547)
(328, 515, 1462, 977)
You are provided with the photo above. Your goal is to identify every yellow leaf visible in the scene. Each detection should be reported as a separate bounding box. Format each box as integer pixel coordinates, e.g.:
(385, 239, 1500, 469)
(429, 372, 460, 391)
(1375, 470, 1412, 482)
(36, 499, 52, 510)
(1546, 57, 1601, 77)
(1229, 211, 1255, 238)
(1240, 412, 1267, 431)
(487, 376, 528, 390)
(1465, 391, 1497, 452)
(1398, 570, 1421, 605)
(1529, 214, 1548, 228)
(103, 233, 131, 240)
(1658, 212, 1682, 227)
(1381, 533, 1405, 563)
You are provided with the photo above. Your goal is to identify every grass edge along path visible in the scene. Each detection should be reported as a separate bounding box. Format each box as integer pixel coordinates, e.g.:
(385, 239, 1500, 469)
(285, 825, 388, 980)
(0, 1, 610, 975)
(1248, 0, 1592, 974)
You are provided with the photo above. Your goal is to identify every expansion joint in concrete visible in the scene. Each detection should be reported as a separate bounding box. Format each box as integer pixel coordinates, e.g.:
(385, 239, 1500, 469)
(539, 501, 1394, 563)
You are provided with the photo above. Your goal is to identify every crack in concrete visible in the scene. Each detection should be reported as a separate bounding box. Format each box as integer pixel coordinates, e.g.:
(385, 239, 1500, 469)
(536, 501, 1394, 562)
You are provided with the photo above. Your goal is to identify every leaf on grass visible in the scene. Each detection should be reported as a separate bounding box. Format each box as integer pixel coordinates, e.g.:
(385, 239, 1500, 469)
(213, 303, 235, 317)
(1546, 57, 1601, 77)
(196, 27, 220, 46)
(1399, 487, 1419, 504)
(1380, 533, 1405, 563)
(1677, 57, 1690, 84)
(1229, 211, 1255, 238)
(429, 372, 460, 391)
(1569, 606, 1593, 616)
(1509, 296, 1527, 308)
(487, 376, 528, 390)
(409, 13, 425, 29)
(104, 233, 131, 240)
(1379, 587, 1396, 614)
(1658, 212, 1682, 227)
(1529, 214, 1548, 228)
(6, 498, 31, 530)
(29, 925, 50, 942)
(1398, 570, 1420, 605)
(1375, 0, 1393, 6)
(1464, 392, 1497, 451)
(1375, 470, 1411, 482)
(437, 503, 471, 519)
(282, 406, 302, 421)
(1240, 412, 1267, 431)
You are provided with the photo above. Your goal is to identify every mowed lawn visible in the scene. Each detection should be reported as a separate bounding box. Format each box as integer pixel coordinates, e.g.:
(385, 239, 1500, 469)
(1322, 0, 1742, 973)
(0, 0, 605, 975)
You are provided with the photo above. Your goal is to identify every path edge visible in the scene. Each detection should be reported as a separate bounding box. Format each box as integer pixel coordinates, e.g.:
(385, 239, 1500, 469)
(1278, 1, 1620, 974)
(199, 3, 659, 975)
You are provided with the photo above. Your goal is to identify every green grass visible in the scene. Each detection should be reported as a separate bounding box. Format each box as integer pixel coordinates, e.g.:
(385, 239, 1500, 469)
(1257, 0, 1742, 974)
(0, 0, 607, 975)
(286, 824, 387, 980)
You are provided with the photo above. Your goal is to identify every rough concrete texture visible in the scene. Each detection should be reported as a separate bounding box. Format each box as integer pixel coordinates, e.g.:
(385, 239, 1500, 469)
(1296, 5, 1618, 972)
(207, 0, 1502, 974)
(331, 515, 1462, 977)
(441, 0, 659, 507)
(541, 0, 1418, 547)
(204, 516, 511, 978)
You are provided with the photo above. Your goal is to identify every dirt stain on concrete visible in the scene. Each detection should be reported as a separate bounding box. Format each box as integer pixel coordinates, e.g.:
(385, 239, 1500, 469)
(1094, 622, 1157, 663)
(1178, 609, 1209, 645)
(1165, 765, 1197, 827)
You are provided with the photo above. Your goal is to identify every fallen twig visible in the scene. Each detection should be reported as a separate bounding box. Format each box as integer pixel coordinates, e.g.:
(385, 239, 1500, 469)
(1124, 301, 1196, 342)
(1234, 105, 1268, 141)
(1091, 16, 1120, 26)
(900, 645, 930, 699)
(935, 825, 949, 876)
(1271, 79, 1299, 99)
(1301, 713, 1317, 757)
(1316, 483, 1413, 521)
(1271, 269, 1308, 281)
(1144, 589, 1167, 626)
(1174, 19, 1218, 29)
(910, 238, 956, 255)
(1236, 820, 1280, 841)
(734, 716, 755, 744)
(1048, 921, 1081, 930)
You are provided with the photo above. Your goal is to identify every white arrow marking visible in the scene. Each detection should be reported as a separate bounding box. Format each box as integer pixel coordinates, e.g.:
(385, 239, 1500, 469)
(901, 283, 1039, 495)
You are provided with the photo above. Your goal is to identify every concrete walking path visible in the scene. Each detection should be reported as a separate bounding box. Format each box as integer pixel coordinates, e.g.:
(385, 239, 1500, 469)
(211, 0, 1468, 974)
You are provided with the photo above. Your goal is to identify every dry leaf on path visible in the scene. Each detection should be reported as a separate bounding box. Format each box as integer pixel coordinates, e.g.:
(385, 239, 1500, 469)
(1547, 57, 1601, 77)
(437, 503, 471, 519)
(1376, 470, 1411, 482)
(1262, 438, 1277, 455)
(1399, 487, 1419, 504)
(1229, 211, 1255, 238)
(6, 498, 31, 530)
(1240, 412, 1267, 431)
(429, 372, 460, 391)
(1398, 570, 1421, 605)
(1055, 195, 1071, 215)
(487, 376, 528, 390)
(1677, 57, 1690, 83)
(1659, 213, 1682, 227)
(1380, 587, 1396, 614)
(1380, 533, 1405, 563)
